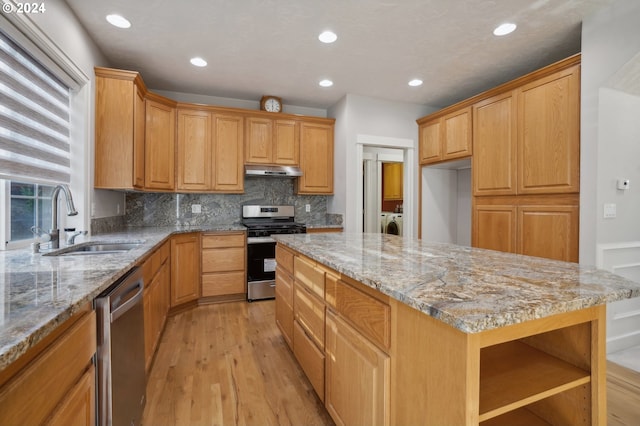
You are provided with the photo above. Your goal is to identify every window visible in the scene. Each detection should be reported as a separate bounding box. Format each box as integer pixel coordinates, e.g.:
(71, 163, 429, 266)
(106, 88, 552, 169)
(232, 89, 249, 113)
(0, 29, 72, 249)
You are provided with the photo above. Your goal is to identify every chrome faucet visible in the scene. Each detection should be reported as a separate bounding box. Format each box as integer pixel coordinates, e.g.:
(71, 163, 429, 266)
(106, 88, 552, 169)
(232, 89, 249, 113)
(49, 184, 78, 249)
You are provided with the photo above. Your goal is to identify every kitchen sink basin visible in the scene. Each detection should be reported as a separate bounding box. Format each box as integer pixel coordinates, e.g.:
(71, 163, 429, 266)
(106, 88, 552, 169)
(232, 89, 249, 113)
(44, 241, 144, 256)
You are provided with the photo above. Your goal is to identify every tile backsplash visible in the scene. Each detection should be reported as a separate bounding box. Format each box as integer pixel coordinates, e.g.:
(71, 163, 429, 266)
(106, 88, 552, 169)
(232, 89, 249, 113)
(124, 177, 339, 227)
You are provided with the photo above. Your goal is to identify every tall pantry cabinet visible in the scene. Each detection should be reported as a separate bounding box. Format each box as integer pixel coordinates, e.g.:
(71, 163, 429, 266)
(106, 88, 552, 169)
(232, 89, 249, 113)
(418, 55, 581, 263)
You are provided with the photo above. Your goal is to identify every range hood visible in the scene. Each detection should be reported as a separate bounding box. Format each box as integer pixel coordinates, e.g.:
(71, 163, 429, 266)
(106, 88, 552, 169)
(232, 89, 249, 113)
(245, 164, 303, 178)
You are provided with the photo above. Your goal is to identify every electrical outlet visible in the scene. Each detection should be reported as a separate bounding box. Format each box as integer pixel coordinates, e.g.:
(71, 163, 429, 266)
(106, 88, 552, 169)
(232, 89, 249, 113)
(305, 204, 311, 213)
(192, 204, 202, 214)
(603, 203, 616, 219)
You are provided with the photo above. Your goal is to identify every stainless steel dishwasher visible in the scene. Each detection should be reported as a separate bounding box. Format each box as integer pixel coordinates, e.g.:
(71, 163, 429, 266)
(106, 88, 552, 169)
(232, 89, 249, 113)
(95, 267, 146, 426)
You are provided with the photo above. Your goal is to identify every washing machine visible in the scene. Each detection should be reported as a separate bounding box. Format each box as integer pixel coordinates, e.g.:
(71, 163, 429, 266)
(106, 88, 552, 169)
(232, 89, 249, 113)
(386, 214, 403, 236)
(380, 213, 389, 233)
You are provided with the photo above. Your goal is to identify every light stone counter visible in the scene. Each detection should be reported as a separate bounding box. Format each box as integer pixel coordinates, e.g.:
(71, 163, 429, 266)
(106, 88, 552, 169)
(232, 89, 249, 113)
(274, 232, 640, 334)
(0, 225, 244, 371)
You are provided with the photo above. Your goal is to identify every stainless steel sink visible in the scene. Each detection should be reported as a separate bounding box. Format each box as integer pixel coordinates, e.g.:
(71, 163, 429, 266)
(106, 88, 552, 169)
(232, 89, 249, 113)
(44, 241, 144, 256)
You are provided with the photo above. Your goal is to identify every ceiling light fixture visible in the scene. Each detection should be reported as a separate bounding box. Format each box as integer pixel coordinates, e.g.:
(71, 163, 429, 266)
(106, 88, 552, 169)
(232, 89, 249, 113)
(106, 14, 131, 29)
(190, 57, 208, 67)
(319, 79, 333, 87)
(493, 23, 517, 36)
(318, 31, 338, 44)
(408, 79, 423, 87)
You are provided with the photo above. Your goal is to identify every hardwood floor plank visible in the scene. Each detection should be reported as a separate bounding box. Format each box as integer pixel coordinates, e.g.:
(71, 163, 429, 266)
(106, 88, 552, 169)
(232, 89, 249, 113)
(143, 300, 333, 425)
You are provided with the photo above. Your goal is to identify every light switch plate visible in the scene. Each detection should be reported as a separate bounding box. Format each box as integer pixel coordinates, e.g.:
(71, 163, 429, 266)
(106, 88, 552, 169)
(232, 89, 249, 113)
(604, 203, 616, 218)
(192, 204, 202, 214)
(305, 204, 311, 213)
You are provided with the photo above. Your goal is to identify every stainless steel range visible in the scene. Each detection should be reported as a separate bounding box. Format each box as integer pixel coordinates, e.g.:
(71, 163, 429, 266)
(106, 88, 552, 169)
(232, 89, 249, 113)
(242, 205, 306, 301)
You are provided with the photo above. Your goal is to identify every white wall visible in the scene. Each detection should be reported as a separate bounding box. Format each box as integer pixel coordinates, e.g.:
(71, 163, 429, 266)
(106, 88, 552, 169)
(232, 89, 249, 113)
(328, 94, 435, 235)
(580, 0, 640, 265)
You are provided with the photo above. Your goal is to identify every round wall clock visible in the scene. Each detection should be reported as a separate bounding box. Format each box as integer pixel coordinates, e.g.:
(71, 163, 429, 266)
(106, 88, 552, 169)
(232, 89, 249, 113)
(260, 95, 282, 113)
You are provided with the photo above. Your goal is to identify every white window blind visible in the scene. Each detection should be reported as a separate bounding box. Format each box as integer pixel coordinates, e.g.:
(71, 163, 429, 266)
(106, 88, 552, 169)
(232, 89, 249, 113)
(0, 30, 71, 184)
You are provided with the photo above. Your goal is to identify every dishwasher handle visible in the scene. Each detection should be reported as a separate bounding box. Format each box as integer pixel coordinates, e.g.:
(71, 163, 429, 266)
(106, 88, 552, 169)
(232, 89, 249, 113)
(110, 279, 143, 323)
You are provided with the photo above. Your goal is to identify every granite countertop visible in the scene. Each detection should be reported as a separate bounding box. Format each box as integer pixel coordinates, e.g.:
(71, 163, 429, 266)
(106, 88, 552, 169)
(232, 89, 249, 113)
(0, 224, 245, 371)
(274, 233, 640, 334)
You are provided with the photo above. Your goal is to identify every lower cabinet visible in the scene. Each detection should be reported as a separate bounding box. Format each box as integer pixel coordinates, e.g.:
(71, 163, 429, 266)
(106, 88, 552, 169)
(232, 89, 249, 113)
(143, 241, 171, 372)
(201, 232, 246, 299)
(275, 266, 294, 348)
(0, 309, 96, 425)
(171, 233, 201, 307)
(293, 321, 325, 401)
(325, 310, 390, 426)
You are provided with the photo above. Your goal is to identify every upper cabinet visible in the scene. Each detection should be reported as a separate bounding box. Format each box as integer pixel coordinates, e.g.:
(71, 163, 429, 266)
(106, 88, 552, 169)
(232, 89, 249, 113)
(418, 107, 472, 165)
(245, 117, 299, 165)
(94, 68, 146, 190)
(382, 163, 403, 201)
(298, 121, 334, 194)
(212, 113, 244, 192)
(144, 95, 176, 191)
(517, 65, 580, 195)
(95, 67, 335, 195)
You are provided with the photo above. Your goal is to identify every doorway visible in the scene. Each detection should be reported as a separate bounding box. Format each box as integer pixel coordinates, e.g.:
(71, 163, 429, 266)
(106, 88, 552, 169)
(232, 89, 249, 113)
(362, 147, 404, 234)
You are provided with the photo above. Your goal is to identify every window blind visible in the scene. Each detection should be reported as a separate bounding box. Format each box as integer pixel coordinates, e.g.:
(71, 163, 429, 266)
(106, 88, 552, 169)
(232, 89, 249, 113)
(0, 30, 71, 184)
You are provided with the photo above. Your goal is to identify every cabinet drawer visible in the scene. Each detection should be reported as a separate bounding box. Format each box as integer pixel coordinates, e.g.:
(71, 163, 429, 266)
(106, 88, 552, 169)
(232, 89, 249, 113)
(275, 294, 293, 349)
(202, 233, 245, 249)
(294, 255, 324, 298)
(0, 311, 96, 425)
(293, 321, 325, 402)
(275, 245, 294, 274)
(294, 284, 325, 350)
(202, 247, 245, 273)
(202, 271, 245, 296)
(325, 275, 391, 351)
(275, 266, 293, 306)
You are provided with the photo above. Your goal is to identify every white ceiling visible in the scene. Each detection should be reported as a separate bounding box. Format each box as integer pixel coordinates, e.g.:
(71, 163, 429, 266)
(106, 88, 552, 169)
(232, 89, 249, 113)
(65, 0, 614, 110)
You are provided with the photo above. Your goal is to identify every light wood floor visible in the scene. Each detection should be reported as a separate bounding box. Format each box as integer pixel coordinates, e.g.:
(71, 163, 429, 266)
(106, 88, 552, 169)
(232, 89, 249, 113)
(607, 360, 640, 426)
(142, 300, 334, 426)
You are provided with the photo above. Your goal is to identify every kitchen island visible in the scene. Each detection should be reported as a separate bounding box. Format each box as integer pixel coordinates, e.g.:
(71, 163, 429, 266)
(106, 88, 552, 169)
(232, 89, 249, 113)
(273, 232, 640, 426)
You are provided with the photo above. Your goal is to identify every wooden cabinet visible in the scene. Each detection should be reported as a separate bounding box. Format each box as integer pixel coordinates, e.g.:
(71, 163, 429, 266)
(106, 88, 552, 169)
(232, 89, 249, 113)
(201, 232, 246, 299)
(517, 64, 580, 195)
(298, 121, 334, 194)
(473, 199, 579, 262)
(418, 107, 472, 165)
(145, 96, 176, 190)
(143, 241, 171, 372)
(94, 67, 146, 190)
(177, 108, 212, 191)
(245, 117, 299, 165)
(382, 162, 403, 200)
(325, 310, 390, 426)
(473, 92, 517, 196)
(0, 309, 96, 425)
(275, 245, 295, 348)
(212, 113, 244, 192)
(170, 233, 200, 307)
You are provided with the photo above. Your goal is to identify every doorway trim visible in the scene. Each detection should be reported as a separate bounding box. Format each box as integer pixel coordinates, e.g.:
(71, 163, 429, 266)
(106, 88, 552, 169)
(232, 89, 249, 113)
(356, 134, 416, 238)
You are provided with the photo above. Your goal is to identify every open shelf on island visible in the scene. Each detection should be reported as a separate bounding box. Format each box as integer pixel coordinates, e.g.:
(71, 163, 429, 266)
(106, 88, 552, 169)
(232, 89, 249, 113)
(480, 407, 551, 426)
(479, 340, 591, 422)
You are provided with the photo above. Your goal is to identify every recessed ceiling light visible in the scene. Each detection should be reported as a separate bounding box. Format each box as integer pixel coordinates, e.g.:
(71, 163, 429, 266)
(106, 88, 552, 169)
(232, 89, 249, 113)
(408, 79, 423, 87)
(190, 57, 207, 67)
(318, 31, 338, 44)
(493, 23, 517, 36)
(319, 79, 333, 87)
(106, 14, 131, 29)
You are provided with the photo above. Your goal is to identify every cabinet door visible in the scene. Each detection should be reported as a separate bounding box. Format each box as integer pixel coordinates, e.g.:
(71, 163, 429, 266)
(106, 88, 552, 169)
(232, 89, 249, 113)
(46, 364, 95, 426)
(213, 113, 244, 192)
(245, 117, 273, 164)
(473, 205, 517, 254)
(517, 65, 580, 195)
(473, 92, 517, 196)
(419, 120, 441, 164)
(442, 107, 472, 160)
(298, 122, 334, 194)
(325, 310, 390, 426)
(517, 205, 578, 262)
(133, 86, 146, 189)
(170, 233, 200, 307)
(273, 119, 299, 165)
(95, 74, 137, 189)
(177, 109, 212, 191)
(145, 99, 176, 190)
(382, 163, 403, 200)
